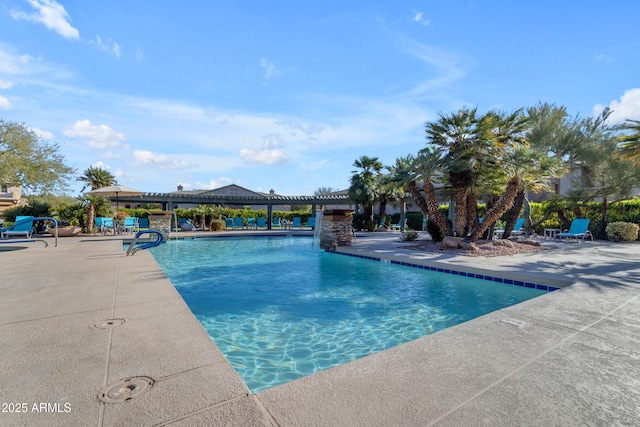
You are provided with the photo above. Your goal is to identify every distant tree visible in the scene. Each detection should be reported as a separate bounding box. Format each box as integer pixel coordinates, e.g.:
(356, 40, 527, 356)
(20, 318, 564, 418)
(348, 156, 383, 222)
(0, 119, 74, 194)
(313, 187, 335, 197)
(77, 166, 117, 233)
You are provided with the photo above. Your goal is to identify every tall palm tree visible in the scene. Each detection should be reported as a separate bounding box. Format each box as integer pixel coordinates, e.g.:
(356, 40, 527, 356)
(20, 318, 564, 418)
(349, 156, 383, 222)
(390, 152, 450, 235)
(426, 107, 494, 236)
(375, 172, 405, 226)
(618, 119, 640, 166)
(77, 166, 116, 233)
(468, 145, 537, 242)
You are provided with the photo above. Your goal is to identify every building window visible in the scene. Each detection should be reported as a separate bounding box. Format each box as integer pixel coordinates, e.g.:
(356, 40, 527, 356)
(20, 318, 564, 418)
(554, 183, 559, 194)
(1, 185, 7, 193)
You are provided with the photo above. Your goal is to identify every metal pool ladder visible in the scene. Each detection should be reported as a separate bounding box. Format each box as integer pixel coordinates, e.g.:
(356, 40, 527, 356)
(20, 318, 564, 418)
(126, 230, 165, 256)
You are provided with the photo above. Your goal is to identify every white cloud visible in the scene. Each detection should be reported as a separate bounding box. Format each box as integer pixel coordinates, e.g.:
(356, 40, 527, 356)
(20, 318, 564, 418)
(260, 57, 281, 80)
(32, 127, 54, 139)
(240, 135, 290, 165)
(0, 96, 11, 110)
(594, 88, 640, 123)
(63, 119, 126, 149)
(89, 35, 121, 57)
(195, 177, 233, 189)
(132, 150, 190, 170)
(10, 0, 79, 40)
(136, 47, 144, 61)
(0, 80, 13, 89)
(413, 11, 431, 26)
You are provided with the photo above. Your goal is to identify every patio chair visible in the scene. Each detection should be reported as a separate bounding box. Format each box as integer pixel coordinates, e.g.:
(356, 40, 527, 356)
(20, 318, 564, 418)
(291, 217, 302, 229)
(256, 217, 267, 229)
(225, 218, 234, 230)
(1, 216, 35, 239)
(555, 218, 593, 242)
(305, 217, 315, 230)
(272, 217, 281, 228)
(494, 218, 525, 238)
(246, 218, 257, 230)
(94, 217, 115, 236)
(233, 217, 243, 230)
(138, 218, 149, 230)
(121, 217, 139, 235)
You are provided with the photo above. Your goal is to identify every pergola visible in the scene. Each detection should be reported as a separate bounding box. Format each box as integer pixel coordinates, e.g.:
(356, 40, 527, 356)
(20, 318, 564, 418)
(114, 192, 354, 230)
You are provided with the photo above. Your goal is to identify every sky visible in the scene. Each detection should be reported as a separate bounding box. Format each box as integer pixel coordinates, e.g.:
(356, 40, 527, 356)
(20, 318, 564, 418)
(1, 1, 639, 196)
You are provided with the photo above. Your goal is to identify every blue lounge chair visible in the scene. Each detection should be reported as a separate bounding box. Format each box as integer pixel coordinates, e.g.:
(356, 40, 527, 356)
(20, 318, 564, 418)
(271, 217, 281, 228)
(256, 217, 266, 229)
(138, 218, 149, 230)
(225, 218, 234, 230)
(555, 219, 593, 242)
(305, 217, 315, 230)
(246, 218, 257, 229)
(233, 217, 243, 230)
(94, 217, 115, 236)
(121, 217, 139, 235)
(1, 216, 35, 239)
(291, 217, 302, 229)
(494, 218, 525, 238)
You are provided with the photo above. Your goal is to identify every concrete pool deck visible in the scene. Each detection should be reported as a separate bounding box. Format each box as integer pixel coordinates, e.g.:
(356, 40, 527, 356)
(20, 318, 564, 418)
(1, 232, 639, 426)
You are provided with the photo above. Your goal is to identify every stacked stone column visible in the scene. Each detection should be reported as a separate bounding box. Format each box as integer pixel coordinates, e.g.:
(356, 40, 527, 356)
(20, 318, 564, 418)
(319, 209, 353, 250)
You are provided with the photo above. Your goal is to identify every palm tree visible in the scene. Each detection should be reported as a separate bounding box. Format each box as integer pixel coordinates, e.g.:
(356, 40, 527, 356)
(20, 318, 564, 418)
(77, 166, 116, 233)
(468, 145, 536, 242)
(426, 107, 494, 236)
(348, 156, 383, 222)
(375, 172, 405, 227)
(390, 152, 450, 235)
(618, 119, 640, 166)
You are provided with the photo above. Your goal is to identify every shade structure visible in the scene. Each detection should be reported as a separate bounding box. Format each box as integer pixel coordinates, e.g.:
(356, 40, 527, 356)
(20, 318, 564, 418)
(86, 185, 145, 212)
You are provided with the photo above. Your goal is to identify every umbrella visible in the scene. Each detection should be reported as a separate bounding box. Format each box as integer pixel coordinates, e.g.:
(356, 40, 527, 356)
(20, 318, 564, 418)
(86, 184, 145, 213)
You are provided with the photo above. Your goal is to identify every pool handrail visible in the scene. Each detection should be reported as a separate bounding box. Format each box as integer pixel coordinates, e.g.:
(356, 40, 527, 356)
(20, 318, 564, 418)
(126, 229, 165, 256)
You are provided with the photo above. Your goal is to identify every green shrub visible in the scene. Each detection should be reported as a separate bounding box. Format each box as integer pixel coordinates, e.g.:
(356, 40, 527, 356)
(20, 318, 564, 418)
(605, 221, 639, 242)
(210, 219, 225, 231)
(400, 230, 419, 241)
(426, 219, 445, 242)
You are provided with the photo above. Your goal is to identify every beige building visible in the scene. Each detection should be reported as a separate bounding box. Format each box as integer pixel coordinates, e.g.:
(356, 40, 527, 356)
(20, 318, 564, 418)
(0, 183, 26, 218)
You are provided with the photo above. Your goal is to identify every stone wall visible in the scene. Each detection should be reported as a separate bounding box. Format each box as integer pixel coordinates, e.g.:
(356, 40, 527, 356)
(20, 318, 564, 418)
(319, 210, 353, 250)
(149, 213, 172, 240)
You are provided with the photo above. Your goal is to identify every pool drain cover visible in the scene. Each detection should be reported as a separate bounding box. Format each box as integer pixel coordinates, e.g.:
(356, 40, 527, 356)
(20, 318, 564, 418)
(90, 319, 125, 329)
(99, 377, 154, 403)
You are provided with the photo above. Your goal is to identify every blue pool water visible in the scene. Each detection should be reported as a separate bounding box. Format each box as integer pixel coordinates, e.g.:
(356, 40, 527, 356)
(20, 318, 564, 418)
(150, 236, 545, 393)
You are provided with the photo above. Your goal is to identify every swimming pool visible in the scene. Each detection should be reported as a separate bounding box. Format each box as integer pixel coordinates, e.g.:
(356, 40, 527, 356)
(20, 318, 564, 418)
(150, 236, 546, 393)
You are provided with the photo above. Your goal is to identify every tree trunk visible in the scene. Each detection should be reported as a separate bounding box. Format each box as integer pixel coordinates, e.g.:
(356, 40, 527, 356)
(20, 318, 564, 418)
(595, 195, 608, 240)
(378, 195, 387, 226)
(406, 180, 449, 236)
(87, 204, 95, 233)
(502, 188, 525, 239)
(522, 196, 533, 235)
(469, 176, 521, 242)
(452, 185, 467, 236)
(465, 191, 478, 236)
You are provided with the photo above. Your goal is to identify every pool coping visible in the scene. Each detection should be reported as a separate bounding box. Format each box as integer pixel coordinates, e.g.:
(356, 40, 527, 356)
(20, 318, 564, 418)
(1, 233, 639, 426)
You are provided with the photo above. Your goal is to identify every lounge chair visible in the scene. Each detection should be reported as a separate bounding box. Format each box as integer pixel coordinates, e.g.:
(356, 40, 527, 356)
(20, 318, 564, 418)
(272, 217, 281, 228)
(291, 217, 302, 229)
(121, 217, 139, 235)
(225, 218, 234, 230)
(256, 217, 267, 229)
(389, 219, 406, 231)
(94, 217, 115, 236)
(246, 218, 257, 230)
(555, 218, 593, 242)
(1, 216, 35, 239)
(138, 218, 149, 230)
(305, 217, 315, 230)
(233, 217, 243, 230)
(494, 218, 525, 238)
